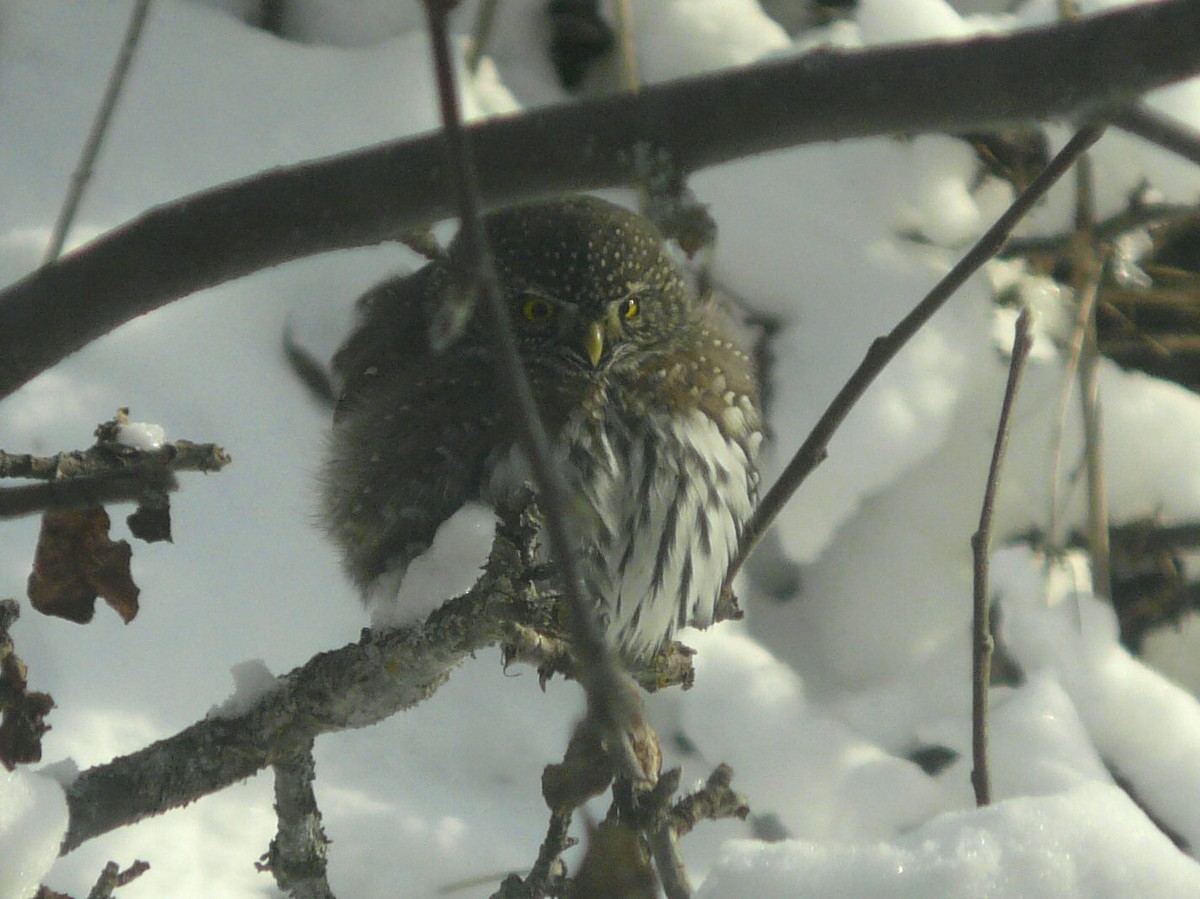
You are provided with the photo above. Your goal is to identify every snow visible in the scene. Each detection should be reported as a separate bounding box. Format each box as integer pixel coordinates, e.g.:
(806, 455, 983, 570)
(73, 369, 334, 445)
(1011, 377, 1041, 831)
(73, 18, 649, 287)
(207, 659, 279, 719)
(858, 0, 976, 42)
(698, 782, 1200, 898)
(2, 0, 1200, 897)
(0, 770, 68, 899)
(367, 502, 497, 629)
(629, 0, 791, 81)
(116, 421, 167, 451)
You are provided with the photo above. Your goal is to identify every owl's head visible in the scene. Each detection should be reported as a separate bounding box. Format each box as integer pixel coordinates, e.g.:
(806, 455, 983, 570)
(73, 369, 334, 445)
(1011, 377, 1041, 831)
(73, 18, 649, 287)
(450, 195, 694, 373)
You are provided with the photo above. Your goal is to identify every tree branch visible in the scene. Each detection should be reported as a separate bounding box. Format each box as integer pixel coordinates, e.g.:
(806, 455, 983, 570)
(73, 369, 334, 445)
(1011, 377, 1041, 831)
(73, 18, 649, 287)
(667, 764, 750, 841)
(1114, 101, 1200, 168)
(60, 521, 547, 853)
(3, 0, 1199, 398)
(423, 0, 649, 794)
(0, 414, 229, 520)
(727, 125, 1107, 586)
(262, 740, 334, 899)
(970, 307, 1034, 808)
(43, 0, 152, 264)
(83, 859, 150, 899)
(58, 510, 689, 855)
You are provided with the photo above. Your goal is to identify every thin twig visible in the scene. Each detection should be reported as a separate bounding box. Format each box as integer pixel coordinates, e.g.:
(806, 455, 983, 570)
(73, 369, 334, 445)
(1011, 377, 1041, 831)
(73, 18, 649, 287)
(422, 0, 645, 783)
(971, 307, 1035, 807)
(524, 810, 574, 896)
(43, 0, 153, 264)
(1061, 148, 1114, 600)
(647, 823, 690, 899)
(0, 442, 228, 482)
(465, 0, 500, 73)
(1047, 151, 1099, 548)
(5, 1, 1200, 399)
(634, 768, 689, 899)
(0, 471, 176, 520)
(1045, 270, 1101, 550)
(667, 764, 749, 840)
(1114, 102, 1200, 169)
(999, 200, 1197, 259)
(726, 125, 1107, 587)
(1078, 269, 1112, 600)
(646, 763, 751, 899)
(614, 0, 640, 92)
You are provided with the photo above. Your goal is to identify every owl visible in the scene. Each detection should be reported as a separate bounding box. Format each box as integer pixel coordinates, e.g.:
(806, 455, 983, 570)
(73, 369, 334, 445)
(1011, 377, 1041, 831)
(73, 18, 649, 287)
(321, 195, 761, 660)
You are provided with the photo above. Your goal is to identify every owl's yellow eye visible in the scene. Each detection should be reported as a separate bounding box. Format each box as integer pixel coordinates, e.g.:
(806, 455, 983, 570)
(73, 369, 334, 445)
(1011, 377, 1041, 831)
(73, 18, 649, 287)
(521, 297, 556, 322)
(619, 297, 640, 321)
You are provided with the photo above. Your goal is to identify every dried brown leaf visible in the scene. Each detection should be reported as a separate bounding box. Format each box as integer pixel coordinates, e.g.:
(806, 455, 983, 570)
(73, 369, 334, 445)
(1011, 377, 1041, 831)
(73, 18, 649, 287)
(0, 688, 54, 769)
(27, 507, 140, 623)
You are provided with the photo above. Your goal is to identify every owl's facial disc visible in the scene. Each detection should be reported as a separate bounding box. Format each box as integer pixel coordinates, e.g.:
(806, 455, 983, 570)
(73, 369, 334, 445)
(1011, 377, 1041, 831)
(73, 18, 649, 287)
(507, 271, 676, 379)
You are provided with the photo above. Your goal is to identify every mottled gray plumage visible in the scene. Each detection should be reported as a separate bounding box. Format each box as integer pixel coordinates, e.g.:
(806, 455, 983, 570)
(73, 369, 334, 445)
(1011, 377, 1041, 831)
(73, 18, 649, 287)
(322, 195, 761, 659)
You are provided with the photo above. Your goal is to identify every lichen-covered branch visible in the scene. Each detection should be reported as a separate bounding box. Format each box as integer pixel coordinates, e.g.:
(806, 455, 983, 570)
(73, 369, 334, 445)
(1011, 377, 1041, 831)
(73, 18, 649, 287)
(262, 741, 334, 899)
(59, 513, 692, 855)
(61, 520, 541, 852)
(0, 410, 230, 520)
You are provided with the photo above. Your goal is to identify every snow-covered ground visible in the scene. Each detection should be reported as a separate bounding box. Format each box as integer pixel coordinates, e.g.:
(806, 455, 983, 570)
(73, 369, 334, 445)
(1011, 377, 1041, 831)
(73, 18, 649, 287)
(3, 0, 1200, 896)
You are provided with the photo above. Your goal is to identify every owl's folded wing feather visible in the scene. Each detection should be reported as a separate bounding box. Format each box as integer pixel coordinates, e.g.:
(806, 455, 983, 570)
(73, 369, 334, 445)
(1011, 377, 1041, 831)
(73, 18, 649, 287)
(324, 267, 504, 596)
(331, 267, 438, 424)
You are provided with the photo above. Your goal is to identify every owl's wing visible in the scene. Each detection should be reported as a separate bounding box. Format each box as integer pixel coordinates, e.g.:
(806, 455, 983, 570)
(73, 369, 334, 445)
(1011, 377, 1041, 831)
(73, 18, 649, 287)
(331, 267, 436, 424)
(324, 299, 505, 594)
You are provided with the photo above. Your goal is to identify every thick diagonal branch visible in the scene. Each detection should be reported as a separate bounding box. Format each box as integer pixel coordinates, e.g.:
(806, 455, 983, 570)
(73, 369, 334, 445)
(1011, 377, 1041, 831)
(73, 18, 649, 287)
(3, 0, 1200, 398)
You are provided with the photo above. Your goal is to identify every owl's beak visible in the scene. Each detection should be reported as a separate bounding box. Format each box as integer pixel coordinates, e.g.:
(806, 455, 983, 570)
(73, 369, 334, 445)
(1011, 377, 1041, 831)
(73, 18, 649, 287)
(583, 321, 604, 368)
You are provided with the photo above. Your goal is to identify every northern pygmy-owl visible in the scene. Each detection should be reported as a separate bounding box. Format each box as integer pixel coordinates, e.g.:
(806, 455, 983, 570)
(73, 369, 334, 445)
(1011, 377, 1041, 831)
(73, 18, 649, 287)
(322, 195, 761, 660)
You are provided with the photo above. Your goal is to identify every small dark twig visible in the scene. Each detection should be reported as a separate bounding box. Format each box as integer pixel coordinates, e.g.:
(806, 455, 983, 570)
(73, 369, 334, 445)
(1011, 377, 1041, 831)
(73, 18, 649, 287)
(1067, 157, 1113, 601)
(422, 0, 646, 785)
(646, 763, 751, 899)
(261, 741, 334, 899)
(971, 307, 1034, 807)
(1000, 200, 1197, 259)
(667, 763, 750, 840)
(0, 470, 177, 520)
(465, 0, 501, 73)
(648, 823, 690, 899)
(85, 859, 150, 899)
(726, 124, 1106, 589)
(1114, 102, 1200, 169)
(525, 810, 575, 896)
(614, 0, 640, 93)
(44, 0, 152, 264)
